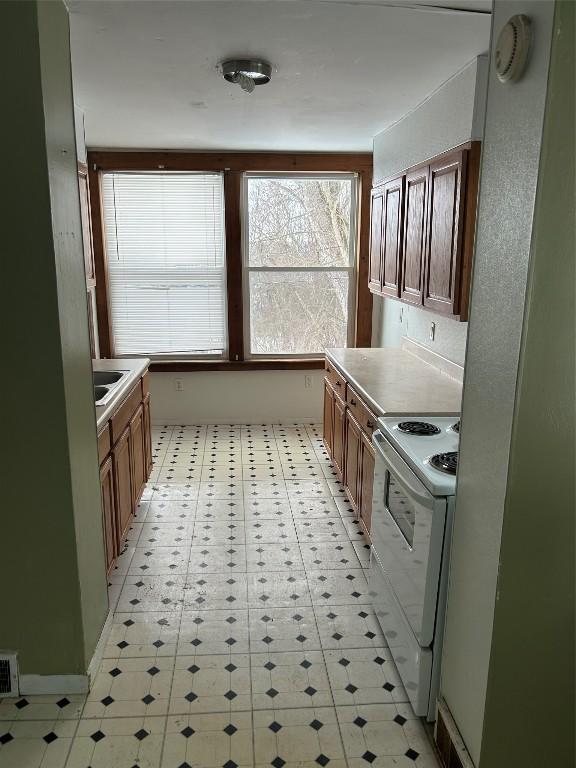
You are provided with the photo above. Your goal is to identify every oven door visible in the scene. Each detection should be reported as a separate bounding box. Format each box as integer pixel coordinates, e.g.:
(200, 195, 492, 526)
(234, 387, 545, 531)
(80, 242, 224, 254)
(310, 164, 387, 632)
(371, 431, 447, 647)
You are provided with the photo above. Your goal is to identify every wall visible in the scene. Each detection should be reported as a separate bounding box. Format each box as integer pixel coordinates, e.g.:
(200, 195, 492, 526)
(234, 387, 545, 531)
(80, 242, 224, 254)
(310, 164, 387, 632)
(373, 57, 488, 185)
(371, 57, 488, 363)
(0, 0, 108, 679)
(478, 1, 574, 764)
(150, 370, 325, 425)
(439, 2, 556, 764)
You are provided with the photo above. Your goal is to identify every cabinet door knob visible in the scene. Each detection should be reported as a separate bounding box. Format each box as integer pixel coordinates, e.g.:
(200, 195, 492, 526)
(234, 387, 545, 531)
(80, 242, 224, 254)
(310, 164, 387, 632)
(367, 420, 375, 429)
(335, 380, 341, 387)
(350, 399, 357, 406)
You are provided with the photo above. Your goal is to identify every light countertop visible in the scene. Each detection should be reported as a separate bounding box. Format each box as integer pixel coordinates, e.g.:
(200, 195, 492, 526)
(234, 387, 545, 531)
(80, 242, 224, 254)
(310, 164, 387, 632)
(325, 347, 462, 416)
(94, 358, 150, 431)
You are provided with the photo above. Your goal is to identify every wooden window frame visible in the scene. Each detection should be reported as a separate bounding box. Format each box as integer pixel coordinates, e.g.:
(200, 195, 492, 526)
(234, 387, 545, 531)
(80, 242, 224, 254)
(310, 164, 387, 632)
(88, 151, 373, 371)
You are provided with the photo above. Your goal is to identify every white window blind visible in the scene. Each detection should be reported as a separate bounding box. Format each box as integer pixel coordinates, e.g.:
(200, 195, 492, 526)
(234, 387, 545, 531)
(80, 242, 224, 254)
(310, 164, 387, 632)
(101, 172, 226, 358)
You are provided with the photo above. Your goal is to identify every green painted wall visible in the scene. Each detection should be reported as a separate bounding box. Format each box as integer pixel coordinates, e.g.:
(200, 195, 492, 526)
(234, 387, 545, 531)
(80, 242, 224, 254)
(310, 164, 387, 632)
(0, 0, 108, 676)
(479, 1, 575, 765)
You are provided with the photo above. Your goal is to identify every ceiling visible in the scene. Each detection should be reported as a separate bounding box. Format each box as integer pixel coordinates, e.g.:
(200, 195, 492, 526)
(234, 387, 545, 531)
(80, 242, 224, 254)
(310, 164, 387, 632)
(68, 0, 491, 152)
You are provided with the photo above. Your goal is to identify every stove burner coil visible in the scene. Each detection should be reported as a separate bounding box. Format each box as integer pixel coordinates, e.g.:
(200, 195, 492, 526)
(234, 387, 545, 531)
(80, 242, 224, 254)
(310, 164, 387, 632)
(430, 452, 458, 475)
(398, 421, 441, 437)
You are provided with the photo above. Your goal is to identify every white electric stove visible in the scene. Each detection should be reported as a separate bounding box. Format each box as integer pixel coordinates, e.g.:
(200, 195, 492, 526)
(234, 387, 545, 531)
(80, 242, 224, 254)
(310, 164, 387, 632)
(369, 416, 460, 721)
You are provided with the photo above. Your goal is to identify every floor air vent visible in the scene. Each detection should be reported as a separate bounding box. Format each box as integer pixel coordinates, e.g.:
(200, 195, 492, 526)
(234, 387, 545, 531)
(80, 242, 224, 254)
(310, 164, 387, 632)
(0, 654, 18, 697)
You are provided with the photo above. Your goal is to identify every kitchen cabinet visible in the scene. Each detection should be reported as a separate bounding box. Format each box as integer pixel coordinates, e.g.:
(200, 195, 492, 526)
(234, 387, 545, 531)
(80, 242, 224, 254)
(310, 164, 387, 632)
(401, 167, 428, 304)
(322, 378, 335, 455)
(368, 188, 384, 293)
(113, 426, 133, 544)
(358, 431, 375, 538)
(332, 390, 346, 478)
(369, 141, 480, 321)
(97, 372, 153, 575)
(423, 151, 465, 316)
(368, 177, 404, 297)
(323, 359, 377, 534)
(143, 393, 153, 476)
(344, 409, 362, 512)
(99, 456, 117, 574)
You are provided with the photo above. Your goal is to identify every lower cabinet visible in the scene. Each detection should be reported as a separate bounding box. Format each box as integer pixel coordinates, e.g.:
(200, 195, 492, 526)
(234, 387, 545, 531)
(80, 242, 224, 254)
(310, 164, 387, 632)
(322, 379, 334, 454)
(98, 371, 152, 575)
(332, 391, 346, 477)
(324, 359, 378, 535)
(143, 393, 153, 476)
(344, 409, 362, 513)
(99, 456, 117, 574)
(113, 426, 134, 544)
(130, 404, 146, 508)
(358, 431, 375, 537)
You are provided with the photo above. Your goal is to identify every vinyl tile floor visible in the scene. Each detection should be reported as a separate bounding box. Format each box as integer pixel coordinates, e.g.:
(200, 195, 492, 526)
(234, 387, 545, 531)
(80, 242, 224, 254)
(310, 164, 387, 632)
(0, 424, 439, 768)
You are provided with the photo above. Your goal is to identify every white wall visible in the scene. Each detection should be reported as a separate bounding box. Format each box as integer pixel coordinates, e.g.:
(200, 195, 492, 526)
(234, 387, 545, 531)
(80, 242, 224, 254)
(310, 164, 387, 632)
(374, 300, 468, 366)
(149, 370, 324, 425)
(371, 57, 488, 365)
(373, 57, 488, 185)
(440, 3, 555, 764)
(74, 104, 86, 164)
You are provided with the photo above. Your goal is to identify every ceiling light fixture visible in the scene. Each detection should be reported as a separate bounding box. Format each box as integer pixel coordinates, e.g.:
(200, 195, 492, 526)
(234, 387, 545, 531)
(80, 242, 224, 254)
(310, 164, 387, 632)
(221, 59, 272, 93)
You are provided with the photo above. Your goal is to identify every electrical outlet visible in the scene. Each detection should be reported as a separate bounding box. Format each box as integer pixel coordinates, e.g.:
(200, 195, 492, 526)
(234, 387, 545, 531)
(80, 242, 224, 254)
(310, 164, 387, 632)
(429, 322, 436, 342)
(304, 375, 313, 389)
(174, 378, 184, 392)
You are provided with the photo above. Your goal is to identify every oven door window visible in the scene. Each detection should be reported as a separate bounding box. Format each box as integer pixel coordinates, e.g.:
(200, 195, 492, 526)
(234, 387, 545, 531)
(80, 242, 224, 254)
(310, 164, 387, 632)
(385, 472, 416, 548)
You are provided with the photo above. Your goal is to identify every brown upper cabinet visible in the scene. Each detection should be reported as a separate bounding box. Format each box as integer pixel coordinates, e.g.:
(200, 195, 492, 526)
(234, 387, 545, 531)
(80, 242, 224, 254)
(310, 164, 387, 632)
(369, 177, 404, 297)
(401, 166, 428, 305)
(369, 141, 481, 321)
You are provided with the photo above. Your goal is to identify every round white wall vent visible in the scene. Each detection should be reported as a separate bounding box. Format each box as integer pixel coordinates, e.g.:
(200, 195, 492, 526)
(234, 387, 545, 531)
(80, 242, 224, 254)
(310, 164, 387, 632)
(495, 14, 532, 83)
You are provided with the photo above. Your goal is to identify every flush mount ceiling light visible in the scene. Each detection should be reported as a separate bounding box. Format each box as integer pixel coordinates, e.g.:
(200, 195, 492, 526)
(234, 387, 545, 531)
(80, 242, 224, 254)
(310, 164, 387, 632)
(221, 59, 272, 94)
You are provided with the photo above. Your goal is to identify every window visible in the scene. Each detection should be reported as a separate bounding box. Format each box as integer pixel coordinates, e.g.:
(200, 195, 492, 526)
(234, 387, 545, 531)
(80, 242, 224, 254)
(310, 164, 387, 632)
(244, 173, 357, 356)
(101, 172, 226, 358)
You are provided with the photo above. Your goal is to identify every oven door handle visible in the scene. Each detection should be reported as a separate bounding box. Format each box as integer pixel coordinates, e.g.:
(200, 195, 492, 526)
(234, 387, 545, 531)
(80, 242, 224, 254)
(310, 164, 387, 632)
(372, 430, 436, 509)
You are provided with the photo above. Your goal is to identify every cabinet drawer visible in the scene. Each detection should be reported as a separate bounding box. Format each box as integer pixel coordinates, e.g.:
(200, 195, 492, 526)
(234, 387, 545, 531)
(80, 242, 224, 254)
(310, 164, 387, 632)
(97, 423, 111, 465)
(325, 360, 346, 396)
(346, 385, 378, 436)
(111, 381, 143, 444)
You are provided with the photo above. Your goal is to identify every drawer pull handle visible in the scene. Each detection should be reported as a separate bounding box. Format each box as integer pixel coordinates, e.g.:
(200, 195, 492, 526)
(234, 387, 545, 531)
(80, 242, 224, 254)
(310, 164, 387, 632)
(335, 380, 341, 387)
(350, 399, 357, 406)
(366, 420, 375, 429)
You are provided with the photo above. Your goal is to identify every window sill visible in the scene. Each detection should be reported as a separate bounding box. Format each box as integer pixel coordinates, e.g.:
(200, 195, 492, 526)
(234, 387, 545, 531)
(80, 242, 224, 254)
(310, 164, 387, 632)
(149, 358, 325, 373)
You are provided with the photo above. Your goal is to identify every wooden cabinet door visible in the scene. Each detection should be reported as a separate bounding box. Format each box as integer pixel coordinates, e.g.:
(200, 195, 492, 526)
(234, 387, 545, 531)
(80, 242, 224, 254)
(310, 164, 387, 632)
(332, 392, 346, 480)
(99, 456, 117, 574)
(368, 188, 384, 293)
(323, 378, 335, 456)
(130, 404, 146, 507)
(401, 166, 428, 305)
(358, 431, 375, 537)
(143, 393, 153, 478)
(78, 164, 96, 287)
(380, 177, 404, 297)
(423, 151, 466, 315)
(113, 426, 133, 544)
(344, 409, 362, 513)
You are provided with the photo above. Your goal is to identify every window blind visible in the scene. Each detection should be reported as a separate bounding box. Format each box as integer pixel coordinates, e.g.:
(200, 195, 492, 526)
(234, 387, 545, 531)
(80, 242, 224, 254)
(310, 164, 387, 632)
(101, 172, 226, 358)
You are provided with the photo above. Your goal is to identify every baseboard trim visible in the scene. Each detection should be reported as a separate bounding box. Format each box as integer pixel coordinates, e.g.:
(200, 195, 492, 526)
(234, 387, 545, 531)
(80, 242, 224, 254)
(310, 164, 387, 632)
(435, 698, 476, 768)
(87, 610, 113, 686)
(19, 674, 89, 695)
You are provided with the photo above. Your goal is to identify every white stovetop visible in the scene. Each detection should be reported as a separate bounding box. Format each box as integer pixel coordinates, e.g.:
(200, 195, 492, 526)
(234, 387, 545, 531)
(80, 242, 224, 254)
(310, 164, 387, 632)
(378, 415, 460, 496)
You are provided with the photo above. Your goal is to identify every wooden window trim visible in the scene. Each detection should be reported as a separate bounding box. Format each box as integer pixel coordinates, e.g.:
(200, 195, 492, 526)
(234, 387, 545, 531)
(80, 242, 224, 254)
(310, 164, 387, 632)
(88, 151, 373, 364)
